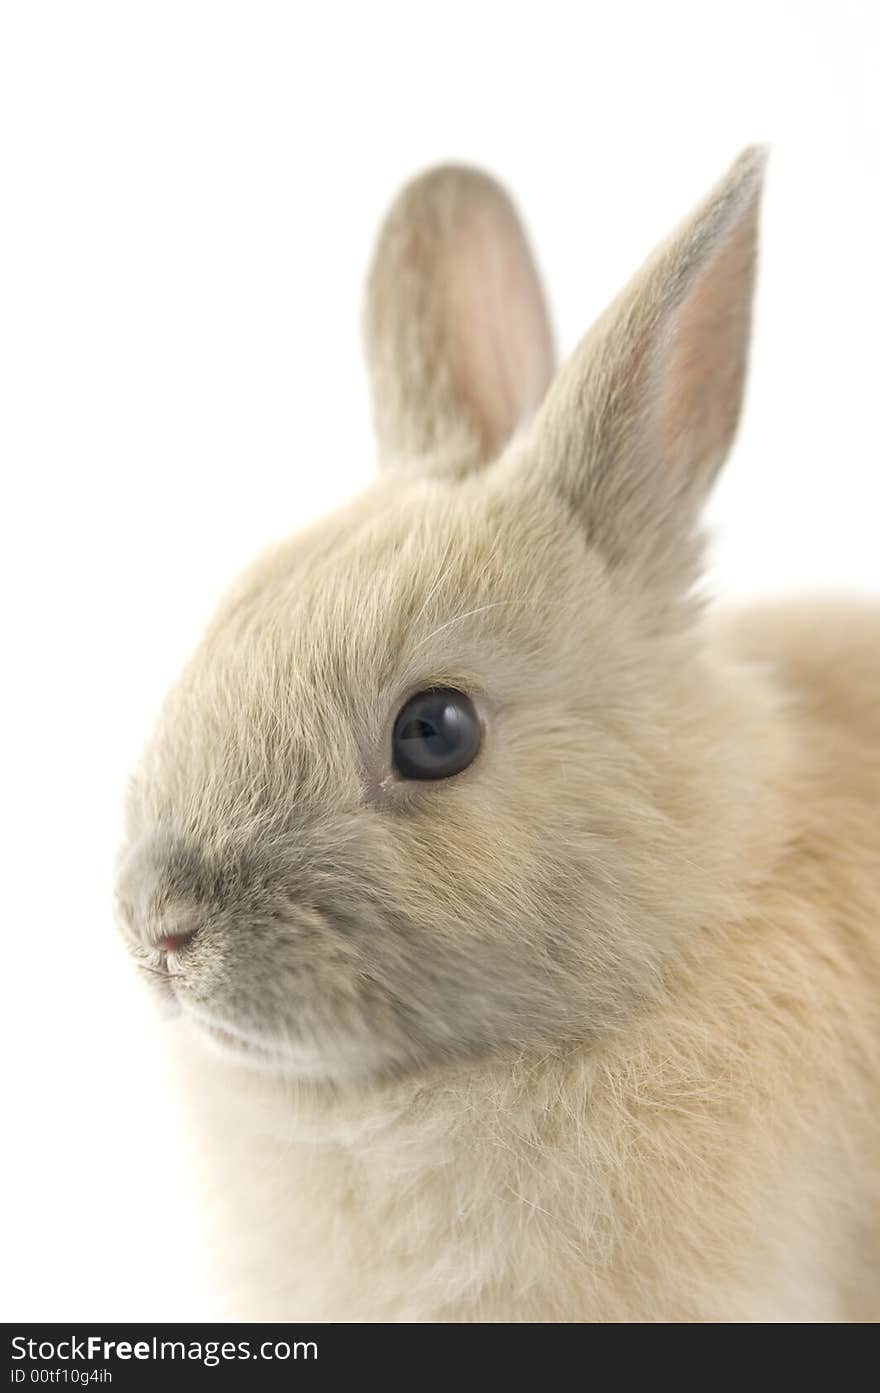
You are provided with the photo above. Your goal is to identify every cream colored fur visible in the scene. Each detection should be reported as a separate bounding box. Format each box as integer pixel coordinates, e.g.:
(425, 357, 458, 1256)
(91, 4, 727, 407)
(116, 150, 880, 1322)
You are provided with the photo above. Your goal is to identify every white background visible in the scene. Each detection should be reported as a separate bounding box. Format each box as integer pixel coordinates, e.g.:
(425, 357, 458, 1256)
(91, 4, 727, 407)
(2, 1, 878, 1320)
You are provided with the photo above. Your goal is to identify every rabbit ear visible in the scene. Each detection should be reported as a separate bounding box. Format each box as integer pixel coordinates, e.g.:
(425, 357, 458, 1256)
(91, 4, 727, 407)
(364, 166, 555, 476)
(524, 147, 767, 597)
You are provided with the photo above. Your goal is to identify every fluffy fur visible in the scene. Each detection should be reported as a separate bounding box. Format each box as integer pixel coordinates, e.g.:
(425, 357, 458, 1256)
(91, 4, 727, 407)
(115, 149, 880, 1321)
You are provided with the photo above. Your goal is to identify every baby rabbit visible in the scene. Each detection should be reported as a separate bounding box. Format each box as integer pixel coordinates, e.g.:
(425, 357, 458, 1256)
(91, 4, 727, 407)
(115, 149, 880, 1322)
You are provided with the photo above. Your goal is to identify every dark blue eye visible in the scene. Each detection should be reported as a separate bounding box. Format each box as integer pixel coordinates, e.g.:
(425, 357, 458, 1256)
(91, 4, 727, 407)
(392, 688, 482, 781)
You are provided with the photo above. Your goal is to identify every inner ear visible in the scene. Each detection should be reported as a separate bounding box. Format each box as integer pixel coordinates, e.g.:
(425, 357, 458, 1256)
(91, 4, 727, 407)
(364, 166, 556, 477)
(447, 187, 556, 459)
(649, 197, 758, 501)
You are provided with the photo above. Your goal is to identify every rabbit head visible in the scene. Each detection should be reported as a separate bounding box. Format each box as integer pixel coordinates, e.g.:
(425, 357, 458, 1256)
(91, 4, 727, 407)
(116, 151, 769, 1082)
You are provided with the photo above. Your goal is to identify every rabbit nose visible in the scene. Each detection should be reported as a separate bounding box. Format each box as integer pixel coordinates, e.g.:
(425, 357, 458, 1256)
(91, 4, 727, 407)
(117, 837, 205, 955)
(157, 926, 198, 954)
(146, 906, 200, 956)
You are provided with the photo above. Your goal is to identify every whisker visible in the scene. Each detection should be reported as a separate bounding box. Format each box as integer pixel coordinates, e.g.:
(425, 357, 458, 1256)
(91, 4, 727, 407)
(410, 530, 457, 629)
(136, 961, 183, 982)
(414, 600, 522, 651)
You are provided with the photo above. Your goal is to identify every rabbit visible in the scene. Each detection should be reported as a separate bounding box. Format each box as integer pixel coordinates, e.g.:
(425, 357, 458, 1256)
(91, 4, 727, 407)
(114, 147, 880, 1323)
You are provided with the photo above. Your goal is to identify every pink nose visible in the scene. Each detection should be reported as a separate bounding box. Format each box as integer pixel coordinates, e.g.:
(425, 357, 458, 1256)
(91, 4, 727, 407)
(157, 927, 197, 954)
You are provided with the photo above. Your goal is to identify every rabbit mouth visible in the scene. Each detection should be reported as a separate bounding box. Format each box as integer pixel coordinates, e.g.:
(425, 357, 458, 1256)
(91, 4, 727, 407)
(184, 1005, 268, 1051)
(182, 1008, 290, 1069)
(133, 958, 182, 1014)
(181, 1007, 335, 1076)
(177, 1003, 408, 1081)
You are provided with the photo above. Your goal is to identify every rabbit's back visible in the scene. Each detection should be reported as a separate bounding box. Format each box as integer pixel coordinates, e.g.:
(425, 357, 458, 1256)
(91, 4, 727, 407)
(723, 599, 880, 756)
(718, 599, 880, 1318)
(719, 596, 880, 1014)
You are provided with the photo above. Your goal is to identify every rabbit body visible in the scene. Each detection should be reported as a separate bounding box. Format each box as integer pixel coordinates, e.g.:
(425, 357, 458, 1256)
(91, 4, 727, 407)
(117, 152, 880, 1321)
(170, 600, 880, 1323)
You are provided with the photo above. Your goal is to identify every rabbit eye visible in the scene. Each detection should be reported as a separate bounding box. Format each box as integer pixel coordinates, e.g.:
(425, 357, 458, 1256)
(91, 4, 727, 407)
(392, 688, 482, 781)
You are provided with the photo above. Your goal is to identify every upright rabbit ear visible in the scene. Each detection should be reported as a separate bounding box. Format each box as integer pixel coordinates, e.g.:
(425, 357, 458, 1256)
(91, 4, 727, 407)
(524, 147, 767, 597)
(364, 166, 555, 477)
